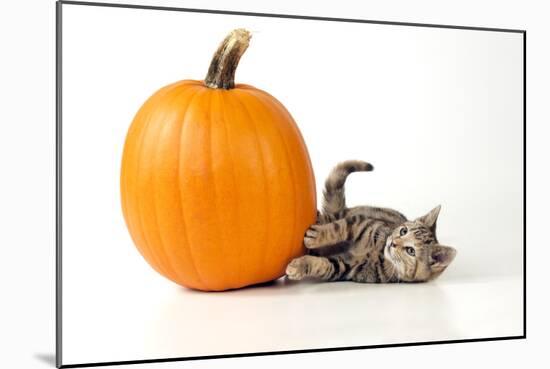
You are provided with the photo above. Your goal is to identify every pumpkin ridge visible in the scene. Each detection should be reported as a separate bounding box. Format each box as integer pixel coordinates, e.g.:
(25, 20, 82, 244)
(242, 89, 301, 274)
(171, 85, 206, 288)
(135, 112, 167, 278)
(219, 93, 251, 287)
(151, 84, 203, 286)
(177, 87, 212, 290)
(122, 85, 176, 272)
(138, 86, 187, 280)
(127, 84, 182, 278)
(210, 91, 245, 288)
(205, 90, 228, 290)
(253, 89, 317, 225)
(254, 89, 316, 186)
(230, 91, 271, 283)
(218, 92, 242, 286)
(218, 94, 246, 288)
(233, 88, 294, 279)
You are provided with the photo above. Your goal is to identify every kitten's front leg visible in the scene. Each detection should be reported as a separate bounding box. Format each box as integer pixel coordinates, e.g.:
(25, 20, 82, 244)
(304, 219, 348, 249)
(315, 210, 334, 225)
(286, 255, 345, 281)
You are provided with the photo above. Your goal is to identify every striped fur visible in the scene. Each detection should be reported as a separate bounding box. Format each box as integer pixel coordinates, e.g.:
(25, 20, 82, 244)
(286, 160, 456, 283)
(322, 160, 373, 218)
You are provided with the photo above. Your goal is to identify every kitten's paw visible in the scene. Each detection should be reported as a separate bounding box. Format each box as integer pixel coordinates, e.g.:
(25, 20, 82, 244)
(304, 225, 322, 248)
(286, 258, 309, 280)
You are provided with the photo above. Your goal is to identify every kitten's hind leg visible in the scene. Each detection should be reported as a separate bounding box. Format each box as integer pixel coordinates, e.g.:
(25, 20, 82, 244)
(304, 219, 348, 249)
(286, 255, 345, 281)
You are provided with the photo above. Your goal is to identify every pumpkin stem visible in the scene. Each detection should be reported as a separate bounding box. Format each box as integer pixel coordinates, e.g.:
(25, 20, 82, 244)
(205, 28, 251, 89)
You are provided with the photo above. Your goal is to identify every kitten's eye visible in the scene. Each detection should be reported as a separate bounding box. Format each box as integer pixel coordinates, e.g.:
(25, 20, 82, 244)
(405, 247, 416, 256)
(399, 227, 408, 236)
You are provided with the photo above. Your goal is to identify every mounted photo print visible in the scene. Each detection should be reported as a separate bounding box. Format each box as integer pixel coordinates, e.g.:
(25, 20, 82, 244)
(56, 1, 525, 367)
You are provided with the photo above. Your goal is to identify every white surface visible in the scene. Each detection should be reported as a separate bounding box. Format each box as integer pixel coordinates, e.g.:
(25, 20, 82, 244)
(63, 273, 523, 364)
(4, 1, 549, 369)
(57, 2, 524, 365)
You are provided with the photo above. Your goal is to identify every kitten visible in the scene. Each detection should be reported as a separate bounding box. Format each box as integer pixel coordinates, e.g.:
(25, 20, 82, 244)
(286, 160, 456, 283)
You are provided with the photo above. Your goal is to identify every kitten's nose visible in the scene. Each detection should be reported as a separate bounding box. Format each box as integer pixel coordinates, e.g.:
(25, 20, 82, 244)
(390, 242, 396, 248)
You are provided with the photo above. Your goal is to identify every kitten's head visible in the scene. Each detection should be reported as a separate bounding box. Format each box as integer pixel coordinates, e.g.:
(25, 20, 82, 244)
(384, 205, 456, 282)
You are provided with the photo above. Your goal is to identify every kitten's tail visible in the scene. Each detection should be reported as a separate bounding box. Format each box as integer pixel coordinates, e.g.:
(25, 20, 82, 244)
(322, 160, 373, 217)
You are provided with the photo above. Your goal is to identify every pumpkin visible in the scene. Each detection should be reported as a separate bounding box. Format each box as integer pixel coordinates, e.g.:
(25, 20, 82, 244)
(120, 29, 316, 291)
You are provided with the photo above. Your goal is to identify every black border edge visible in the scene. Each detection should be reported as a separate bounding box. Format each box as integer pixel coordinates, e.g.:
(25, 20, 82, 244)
(522, 30, 527, 339)
(56, 0, 63, 368)
(58, 0, 526, 33)
(55, 1, 527, 368)
(59, 336, 525, 368)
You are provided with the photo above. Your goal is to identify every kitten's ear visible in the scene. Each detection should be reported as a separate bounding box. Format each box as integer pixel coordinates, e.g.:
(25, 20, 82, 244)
(415, 205, 441, 234)
(429, 245, 456, 279)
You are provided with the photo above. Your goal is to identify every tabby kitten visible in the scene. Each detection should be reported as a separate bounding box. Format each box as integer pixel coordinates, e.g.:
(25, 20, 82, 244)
(286, 160, 456, 283)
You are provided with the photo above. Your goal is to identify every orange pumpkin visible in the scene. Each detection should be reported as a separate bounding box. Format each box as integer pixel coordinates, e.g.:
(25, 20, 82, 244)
(120, 29, 316, 291)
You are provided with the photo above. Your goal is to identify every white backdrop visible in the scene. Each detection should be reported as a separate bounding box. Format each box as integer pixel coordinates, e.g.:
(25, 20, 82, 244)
(62, 3, 523, 281)
(2, 1, 545, 369)
(58, 3, 524, 365)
